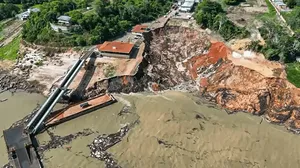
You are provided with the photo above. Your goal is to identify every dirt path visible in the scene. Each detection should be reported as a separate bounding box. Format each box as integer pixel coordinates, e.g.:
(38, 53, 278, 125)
(0, 20, 24, 47)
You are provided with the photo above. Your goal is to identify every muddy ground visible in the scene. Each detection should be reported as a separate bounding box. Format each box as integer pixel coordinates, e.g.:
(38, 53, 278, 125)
(2, 23, 300, 167)
(0, 70, 45, 94)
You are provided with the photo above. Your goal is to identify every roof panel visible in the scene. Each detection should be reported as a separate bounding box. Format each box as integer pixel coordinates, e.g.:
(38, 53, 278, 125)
(57, 15, 71, 21)
(132, 25, 148, 33)
(98, 41, 134, 54)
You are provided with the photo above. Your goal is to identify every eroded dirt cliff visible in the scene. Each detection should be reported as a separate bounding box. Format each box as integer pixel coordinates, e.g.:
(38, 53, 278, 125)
(107, 26, 300, 133)
(183, 37, 300, 134)
(83, 26, 300, 133)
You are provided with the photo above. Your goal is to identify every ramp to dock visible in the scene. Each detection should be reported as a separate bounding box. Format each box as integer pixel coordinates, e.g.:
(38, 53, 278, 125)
(3, 51, 94, 168)
(45, 94, 116, 127)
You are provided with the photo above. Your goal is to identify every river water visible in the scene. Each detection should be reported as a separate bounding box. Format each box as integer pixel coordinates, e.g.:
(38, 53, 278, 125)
(1, 91, 300, 168)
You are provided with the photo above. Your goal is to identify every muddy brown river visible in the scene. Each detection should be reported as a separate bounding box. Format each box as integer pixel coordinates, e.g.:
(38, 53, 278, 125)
(1, 91, 300, 168)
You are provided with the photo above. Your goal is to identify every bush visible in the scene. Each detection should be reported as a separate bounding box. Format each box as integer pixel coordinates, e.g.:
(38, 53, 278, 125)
(0, 3, 20, 21)
(195, 0, 249, 41)
(22, 0, 173, 47)
(286, 62, 300, 87)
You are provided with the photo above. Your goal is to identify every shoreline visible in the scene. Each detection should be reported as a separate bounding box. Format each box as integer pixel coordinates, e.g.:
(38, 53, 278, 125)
(2, 25, 300, 135)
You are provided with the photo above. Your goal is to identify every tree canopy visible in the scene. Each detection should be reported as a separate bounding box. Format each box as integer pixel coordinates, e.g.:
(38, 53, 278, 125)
(22, 0, 172, 46)
(248, 17, 300, 63)
(285, 7, 300, 32)
(0, 3, 20, 21)
(283, 0, 300, 8)
(194, 0, 249, 41)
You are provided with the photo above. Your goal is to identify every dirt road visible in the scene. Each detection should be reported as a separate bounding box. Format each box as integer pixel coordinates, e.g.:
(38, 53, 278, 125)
(0, 20, 24, 47)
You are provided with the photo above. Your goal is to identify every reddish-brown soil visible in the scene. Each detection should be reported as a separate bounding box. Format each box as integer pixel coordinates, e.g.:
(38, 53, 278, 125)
(188, 42, 230, 79)
(185, 40, 300, 133)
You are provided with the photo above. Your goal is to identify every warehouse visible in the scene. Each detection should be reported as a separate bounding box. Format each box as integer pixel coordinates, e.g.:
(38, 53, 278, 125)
(98, 41, 134, 59)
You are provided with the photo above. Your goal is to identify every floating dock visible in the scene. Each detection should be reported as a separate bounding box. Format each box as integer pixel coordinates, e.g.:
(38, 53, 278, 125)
(45, 94, 116, 127)
(3, 126, 41, 168)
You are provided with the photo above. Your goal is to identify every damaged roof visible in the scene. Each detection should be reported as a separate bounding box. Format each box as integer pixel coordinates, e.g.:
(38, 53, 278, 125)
(132, 25, 148, 33)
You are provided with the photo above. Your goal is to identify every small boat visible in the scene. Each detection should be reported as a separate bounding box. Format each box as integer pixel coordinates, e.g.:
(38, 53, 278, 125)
(45, 93, 116, 127)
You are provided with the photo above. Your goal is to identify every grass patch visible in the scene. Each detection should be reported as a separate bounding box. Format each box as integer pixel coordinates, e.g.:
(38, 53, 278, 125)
(32, 4, 42, 9)
(260, 0, 276, 18)
(281, 11, 300, 32)
(83, 9, 95, 15)
(286, 62, 300, 87)
(0, 36, 21, 60)
(104, 64, 116, 78)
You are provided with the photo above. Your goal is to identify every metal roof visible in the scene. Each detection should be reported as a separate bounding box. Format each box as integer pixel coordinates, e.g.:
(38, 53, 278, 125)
(30, 8, 40, 13)
(275, 2, 286, 5)
(98, 41, 134, 54)
(57, 15, 71, 21)
(181, 1, 194, 8)
(132, 25, 148, 33)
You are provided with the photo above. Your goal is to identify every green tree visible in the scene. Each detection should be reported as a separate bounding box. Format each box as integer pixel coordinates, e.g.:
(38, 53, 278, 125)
(76, 36, 86, 46)
(195, 0, 248, 40)
(67, 10, 83, 24)
(0, 3, 20, 21)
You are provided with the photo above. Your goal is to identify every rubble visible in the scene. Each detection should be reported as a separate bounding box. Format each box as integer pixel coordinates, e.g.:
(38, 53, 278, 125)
(88, 124, 130, 168)
(85, 26, 210, 96)
(2, 163, 13, 168)
(0, 70, 45, 93)
(87, 26, 300, 133)
(118, 106, 131, 116)
(38, 129, 94, 154)
(15, 52, 45, 70)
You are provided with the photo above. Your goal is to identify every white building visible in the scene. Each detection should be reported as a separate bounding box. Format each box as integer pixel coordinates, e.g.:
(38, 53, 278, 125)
(57, 15, 72, 25)
(16, 8, 40, 20)
(179, 0, 195, 12)
(50, 23, 69, 32)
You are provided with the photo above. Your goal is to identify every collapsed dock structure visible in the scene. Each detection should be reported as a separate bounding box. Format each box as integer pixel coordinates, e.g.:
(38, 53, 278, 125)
(2, 51, 116, 168)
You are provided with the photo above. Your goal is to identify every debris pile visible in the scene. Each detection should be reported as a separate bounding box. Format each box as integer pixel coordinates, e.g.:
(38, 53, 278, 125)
(118, 106, 131, 116)
(0, 70, 44, 93)
(16, 52, 44, 70)
(88, 124, 129, 168)
(38, 129, 94, 153)
(85, 26, 210, 95)
(91, 26, 300, 133)
(2, 163, 13, 168)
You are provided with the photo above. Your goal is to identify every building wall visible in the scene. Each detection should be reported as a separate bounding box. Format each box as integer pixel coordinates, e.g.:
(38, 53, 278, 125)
(100, 52, 130, 59)
(132, 32, 143, 36)
(50, 23, 69, 32)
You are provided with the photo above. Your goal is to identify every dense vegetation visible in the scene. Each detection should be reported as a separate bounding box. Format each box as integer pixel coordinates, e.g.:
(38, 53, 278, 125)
(247, 17, 300, 63)
(263, 0, 276, 17)
(246, 2, 300, 64)
(0, 3, 20, 21)
(194, 0, 249, 41)
(286, 62, 300, 87)
(0, 0, 49, 9)
(284, 7, 300, 32)
(283, 0, 300, 8)
(22, 0, 172, 46)
(0, 36, 21, 60)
